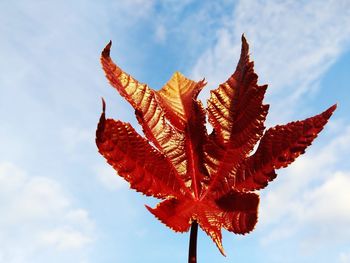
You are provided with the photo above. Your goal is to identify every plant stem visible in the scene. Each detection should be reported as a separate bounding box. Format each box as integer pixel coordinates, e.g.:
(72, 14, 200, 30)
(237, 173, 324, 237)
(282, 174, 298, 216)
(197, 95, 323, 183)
(188, 221, 198, 263)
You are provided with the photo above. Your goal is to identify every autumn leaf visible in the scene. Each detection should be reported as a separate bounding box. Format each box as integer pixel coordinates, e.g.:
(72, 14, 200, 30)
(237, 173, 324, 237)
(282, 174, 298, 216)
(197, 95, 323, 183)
(96, 35, 336, 256)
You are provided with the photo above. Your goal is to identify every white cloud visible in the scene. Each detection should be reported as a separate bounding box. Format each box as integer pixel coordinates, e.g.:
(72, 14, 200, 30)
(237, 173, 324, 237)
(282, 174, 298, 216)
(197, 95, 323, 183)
(113, 0, 156, 19)
(258, 124, 350, 251)
(60, 127, 94, 153)
(340, 252, 350, 263)
(302, 172, 350, 224)
(94, 163, 128, 191)
(154, 24, 167, 43)
(40, 227, 92, 250)
(0, 162, 94, 262)
(191, 0, 350, 122)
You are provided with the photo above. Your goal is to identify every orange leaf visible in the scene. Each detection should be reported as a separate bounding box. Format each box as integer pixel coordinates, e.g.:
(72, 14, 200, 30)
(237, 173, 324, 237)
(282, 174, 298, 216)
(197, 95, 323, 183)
(96, 35, 336, 256)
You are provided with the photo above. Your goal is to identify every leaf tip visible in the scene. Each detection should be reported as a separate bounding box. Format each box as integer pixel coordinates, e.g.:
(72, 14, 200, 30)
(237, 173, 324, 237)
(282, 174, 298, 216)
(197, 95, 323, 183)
(101, 97, 106, 113)
(102, 40, 112, 58)
(330, 103, 337, 112)
(217, 242, 226, 257)
(145, 204, 152, 212)
(241, 33, 249, 50)
(323, 103, 337, 119)
(96, 99, 106, 145)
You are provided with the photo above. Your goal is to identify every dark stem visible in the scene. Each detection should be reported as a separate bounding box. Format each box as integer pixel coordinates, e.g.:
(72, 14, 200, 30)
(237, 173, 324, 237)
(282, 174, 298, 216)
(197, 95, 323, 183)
(188, 221, 198, 263)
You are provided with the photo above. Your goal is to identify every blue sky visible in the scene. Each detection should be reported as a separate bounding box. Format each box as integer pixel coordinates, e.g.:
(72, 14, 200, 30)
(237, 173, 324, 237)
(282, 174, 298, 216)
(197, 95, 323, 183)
(1, 1, 350, 262)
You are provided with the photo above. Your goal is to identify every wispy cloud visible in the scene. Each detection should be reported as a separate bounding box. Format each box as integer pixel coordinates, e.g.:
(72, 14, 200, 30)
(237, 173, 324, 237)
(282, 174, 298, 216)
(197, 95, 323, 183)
(340, 251, 350, 263)
(189, 0, 350, 260)
(40, 226, 92, 250)
(0, 162, 95, 263)
(258, 123, 350, 255)
(1, 1, 349, 262)
(191, 0, 350, 122)
(94, 164, 128, 191)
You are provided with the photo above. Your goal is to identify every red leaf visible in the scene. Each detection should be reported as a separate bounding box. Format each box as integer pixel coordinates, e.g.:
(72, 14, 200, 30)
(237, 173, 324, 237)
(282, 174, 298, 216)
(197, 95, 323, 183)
(96, 35, 336, 256)
(234, 104, 337, 191)
(96, 100, 191, 199)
